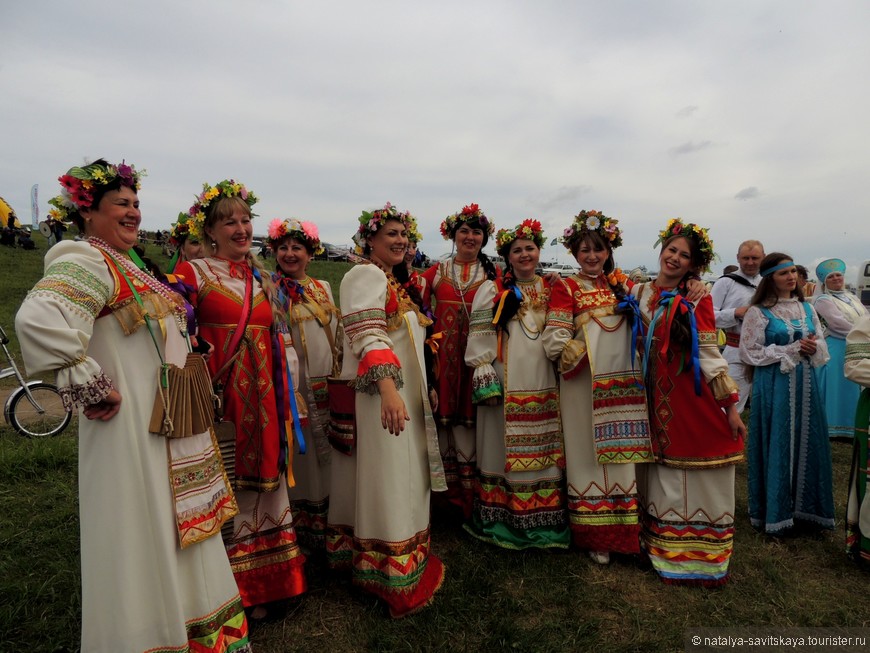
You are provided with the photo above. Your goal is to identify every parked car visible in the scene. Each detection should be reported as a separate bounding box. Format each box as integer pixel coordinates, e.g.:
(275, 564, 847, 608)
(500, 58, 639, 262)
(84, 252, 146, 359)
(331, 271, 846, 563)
(541, 263, 577, 277)
(325, 244, 350, 261)
(317, 243, 351, 261)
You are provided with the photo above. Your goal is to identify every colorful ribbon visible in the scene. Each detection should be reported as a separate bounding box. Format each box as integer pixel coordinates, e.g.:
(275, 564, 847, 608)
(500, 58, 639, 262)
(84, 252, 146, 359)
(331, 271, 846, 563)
(616, 293, 646, 369)
(492, 286, 522, 360)
(644, 290, 702, 395)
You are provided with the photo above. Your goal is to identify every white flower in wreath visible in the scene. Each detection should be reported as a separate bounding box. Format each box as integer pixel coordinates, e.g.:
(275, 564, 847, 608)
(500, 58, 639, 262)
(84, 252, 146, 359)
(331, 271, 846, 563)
(585, 215, 601, 230)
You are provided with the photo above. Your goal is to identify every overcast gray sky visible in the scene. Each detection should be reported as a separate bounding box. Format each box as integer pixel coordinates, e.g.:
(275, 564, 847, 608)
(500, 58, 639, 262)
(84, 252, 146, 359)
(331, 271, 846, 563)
(2, 1, 869, 278)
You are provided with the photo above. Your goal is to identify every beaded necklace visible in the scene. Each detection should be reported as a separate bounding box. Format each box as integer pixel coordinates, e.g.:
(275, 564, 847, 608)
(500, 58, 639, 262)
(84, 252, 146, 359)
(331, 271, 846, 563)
(514, 277, 543, 340)
(86, 237, 186, 323)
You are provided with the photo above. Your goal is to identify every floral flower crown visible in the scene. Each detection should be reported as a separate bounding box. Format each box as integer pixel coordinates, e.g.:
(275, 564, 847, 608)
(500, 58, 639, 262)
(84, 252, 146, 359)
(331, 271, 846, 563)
(654, 218, 716, 272)
(406, 214, 423, 245)
(267, 217, 325, 255)
(48, 160, 145, 222)
(495, 218, 545, 253)
(352, 202, 412, 255)
(186, 179, 258, 241)
(169, 212, 197, 245)
(560, 209, 622, 251)
(439, 203, 495, 240)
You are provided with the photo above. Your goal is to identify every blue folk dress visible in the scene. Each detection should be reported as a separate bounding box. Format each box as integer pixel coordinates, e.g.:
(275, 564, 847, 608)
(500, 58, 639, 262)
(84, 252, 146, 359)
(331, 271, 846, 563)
(739, 298, 835, 534)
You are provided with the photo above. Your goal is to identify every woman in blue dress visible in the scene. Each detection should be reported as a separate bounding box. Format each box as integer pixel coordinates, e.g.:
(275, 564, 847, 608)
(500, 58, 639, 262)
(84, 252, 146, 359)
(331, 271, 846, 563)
(739, 252, 834, 535)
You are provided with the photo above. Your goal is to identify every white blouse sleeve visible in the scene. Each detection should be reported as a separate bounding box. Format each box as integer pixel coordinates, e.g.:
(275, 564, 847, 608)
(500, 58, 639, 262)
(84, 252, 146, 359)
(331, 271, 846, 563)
(813, 295, 853, 338)
(807, 304, 830, 368)
(14, 241, 115, 410)
(739, 305, 802, 372)
(339, 264, 401, 393)
(465, 280, 501, 402)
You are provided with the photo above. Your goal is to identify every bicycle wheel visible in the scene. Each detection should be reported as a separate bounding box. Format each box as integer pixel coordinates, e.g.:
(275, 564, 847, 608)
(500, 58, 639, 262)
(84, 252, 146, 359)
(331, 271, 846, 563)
(8, 383, 72, 438)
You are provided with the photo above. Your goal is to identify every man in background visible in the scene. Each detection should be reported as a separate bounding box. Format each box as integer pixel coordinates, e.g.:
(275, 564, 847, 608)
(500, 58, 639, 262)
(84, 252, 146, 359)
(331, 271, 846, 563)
(711, 240, 765, 412)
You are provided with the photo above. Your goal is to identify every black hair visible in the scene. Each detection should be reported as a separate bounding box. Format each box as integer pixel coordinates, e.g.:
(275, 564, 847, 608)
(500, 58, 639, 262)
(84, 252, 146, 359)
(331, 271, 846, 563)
(70, 158, 131, 230)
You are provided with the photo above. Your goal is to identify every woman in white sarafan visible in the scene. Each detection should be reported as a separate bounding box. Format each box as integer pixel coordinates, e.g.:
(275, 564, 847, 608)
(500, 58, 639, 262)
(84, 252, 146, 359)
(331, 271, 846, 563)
(326, 203, 446, 618)
(16, 159, 249, 652)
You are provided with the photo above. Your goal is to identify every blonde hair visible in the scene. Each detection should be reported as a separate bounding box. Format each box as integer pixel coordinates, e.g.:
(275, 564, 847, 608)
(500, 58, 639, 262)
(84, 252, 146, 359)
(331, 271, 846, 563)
(737, 240, 764, 256)
(204, 196, 285, 328)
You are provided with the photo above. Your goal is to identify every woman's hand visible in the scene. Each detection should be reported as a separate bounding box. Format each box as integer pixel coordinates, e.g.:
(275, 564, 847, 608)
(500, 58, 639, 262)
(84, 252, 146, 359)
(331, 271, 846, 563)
(377, 378, 409, 435)
(725, 404, 747, 441)
(83, 389, 122, 421)
(428, 387, 439, 413)
(684, 279, 710, 304)
(543, 271, 561, 286)
(799, 335, 818, 357)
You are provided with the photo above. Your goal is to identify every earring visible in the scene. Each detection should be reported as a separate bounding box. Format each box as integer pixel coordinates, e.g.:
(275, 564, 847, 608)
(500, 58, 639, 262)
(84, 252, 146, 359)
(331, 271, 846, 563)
(211, 242, 217, 250)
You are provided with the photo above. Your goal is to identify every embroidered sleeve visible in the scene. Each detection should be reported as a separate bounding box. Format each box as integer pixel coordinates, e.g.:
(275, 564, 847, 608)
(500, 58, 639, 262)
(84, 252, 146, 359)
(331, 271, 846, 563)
(465, 280, 498, 367)
(845, 315, 870, 386)
(543, 278, 587, 377)
(696, 295, 730, 381)
(15, 241, 115, 410)
(708, 371, 739, 407)
(465, 280, 502, 402)
(340, 264, 403, 394)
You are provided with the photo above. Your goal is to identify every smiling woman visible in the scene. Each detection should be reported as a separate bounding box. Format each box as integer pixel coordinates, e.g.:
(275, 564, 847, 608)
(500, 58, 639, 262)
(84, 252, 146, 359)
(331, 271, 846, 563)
(175, 180, 308, 620)
(327, 203, 446, 618)
(18, 159, 251, 651)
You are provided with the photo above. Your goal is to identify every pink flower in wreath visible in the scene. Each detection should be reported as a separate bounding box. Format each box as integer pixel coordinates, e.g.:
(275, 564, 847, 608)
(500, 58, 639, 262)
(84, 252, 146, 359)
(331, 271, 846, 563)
(301, 221, 319, 241)
(267, 218, 286, 240)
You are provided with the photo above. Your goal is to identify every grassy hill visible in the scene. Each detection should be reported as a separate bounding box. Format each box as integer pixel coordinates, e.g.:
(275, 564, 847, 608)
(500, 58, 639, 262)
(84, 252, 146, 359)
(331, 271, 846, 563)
(1, 240, 868, 652)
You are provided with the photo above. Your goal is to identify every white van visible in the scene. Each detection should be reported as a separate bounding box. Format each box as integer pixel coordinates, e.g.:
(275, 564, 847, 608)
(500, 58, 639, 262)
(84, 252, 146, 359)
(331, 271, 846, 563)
(859, 259, 870, 307)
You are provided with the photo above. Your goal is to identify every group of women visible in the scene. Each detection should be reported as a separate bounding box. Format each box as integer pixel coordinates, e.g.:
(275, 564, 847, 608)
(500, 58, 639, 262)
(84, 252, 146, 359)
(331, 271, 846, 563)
(15, 157, 870, 651)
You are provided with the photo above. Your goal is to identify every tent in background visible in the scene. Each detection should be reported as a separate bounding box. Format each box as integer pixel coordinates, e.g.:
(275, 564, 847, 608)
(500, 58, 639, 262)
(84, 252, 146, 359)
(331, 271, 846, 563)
(0, 196, 22, 229)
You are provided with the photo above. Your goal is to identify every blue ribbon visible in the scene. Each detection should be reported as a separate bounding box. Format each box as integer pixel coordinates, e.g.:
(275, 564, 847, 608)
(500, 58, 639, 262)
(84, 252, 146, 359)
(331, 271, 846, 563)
(617, 293, 645, 368)
(644, 290, 702, 396)
(266, 268, 307, 464)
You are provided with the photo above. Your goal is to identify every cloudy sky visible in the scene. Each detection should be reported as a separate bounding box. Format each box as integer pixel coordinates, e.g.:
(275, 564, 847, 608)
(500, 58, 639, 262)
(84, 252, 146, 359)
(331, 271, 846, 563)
(2, 1, 869, 278)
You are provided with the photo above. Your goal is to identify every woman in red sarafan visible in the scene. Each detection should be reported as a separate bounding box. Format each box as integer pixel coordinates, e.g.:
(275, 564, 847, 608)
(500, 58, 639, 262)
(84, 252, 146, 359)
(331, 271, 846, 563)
(421, 203, 500, 519)
(632, 219, 745, 586)
(175, 179, 307, 620)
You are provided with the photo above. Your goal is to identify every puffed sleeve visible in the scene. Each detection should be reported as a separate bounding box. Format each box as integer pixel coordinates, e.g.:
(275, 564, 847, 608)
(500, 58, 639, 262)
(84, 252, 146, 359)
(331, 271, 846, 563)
(340, 264, 402, 394)
(543, 277, 587, 378)
(845, 315, 870, 386)
(465, 279, 501, 403)
(14, 241, 115, 410)
(807, 303, 830, 368)
(813, 295, 853, 338)
(695, 294, 739, 406)
(739, 306, 799, 371)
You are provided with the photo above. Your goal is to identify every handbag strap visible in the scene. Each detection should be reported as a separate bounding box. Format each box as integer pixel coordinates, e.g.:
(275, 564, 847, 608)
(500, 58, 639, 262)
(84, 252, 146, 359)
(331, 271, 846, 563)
(99, 248, 181, 395)
(292, 283, 342, 377)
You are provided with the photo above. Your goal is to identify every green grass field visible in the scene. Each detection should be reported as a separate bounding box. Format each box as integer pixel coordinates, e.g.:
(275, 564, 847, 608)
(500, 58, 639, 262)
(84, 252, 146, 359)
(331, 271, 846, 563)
(1, 239, 868, 652)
